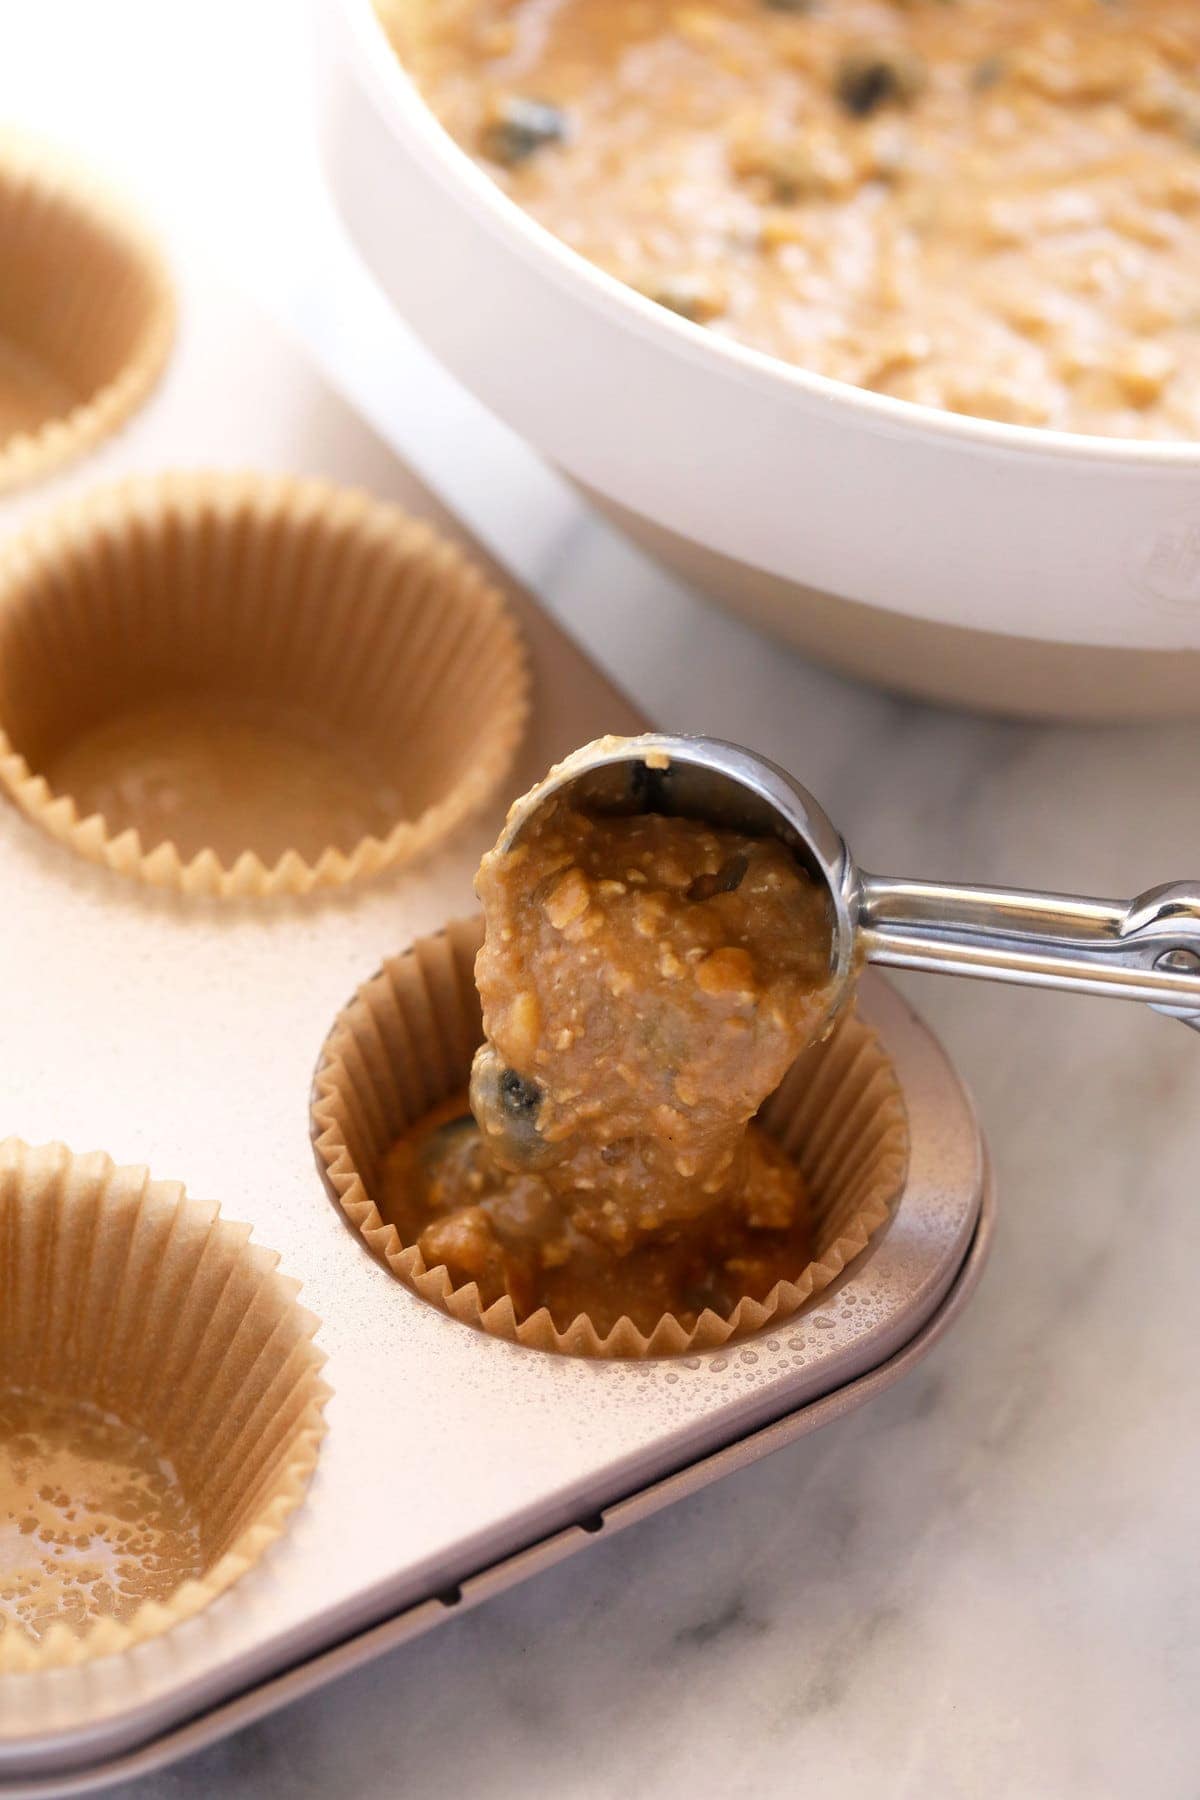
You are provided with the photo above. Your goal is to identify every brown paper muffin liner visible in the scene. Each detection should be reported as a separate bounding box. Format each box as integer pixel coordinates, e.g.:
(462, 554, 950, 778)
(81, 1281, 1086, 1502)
(311, 917, 910, 1359)
(0, 134, 174, 495)
(0, 1138, 329, 1673)
(0, 472, 530, 896)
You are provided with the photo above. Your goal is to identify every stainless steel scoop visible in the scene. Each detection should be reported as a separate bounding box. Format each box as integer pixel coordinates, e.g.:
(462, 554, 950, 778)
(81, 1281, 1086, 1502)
(496, 732, 1200, 1036)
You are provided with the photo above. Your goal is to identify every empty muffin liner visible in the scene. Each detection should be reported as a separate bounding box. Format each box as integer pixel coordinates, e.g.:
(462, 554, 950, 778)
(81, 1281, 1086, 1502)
(0, 1138, 329, 1673)
(0, 472, 530, 895)
(311, 917, 910, 1359)
(0, 134, 174, 495)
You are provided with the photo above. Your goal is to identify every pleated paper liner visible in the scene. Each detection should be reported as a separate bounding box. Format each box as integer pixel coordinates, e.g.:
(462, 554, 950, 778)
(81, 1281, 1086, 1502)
(0, 472, 530, 896)
(0, 133, 174, 495)
(311, 917, 910, 1359)
(0, 1139, 329, 1673)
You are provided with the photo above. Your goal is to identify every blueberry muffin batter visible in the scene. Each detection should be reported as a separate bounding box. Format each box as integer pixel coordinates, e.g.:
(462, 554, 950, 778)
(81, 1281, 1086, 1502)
(388, 0, 1200, 436)
(383, 788, 834, 1334)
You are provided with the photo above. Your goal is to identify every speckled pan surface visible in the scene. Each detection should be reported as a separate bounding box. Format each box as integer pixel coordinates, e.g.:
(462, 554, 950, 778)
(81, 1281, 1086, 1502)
(0, 257, 984, 1779)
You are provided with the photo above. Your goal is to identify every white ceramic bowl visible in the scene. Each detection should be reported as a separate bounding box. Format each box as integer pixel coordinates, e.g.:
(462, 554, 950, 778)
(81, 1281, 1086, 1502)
(319, 0, 1200, 719)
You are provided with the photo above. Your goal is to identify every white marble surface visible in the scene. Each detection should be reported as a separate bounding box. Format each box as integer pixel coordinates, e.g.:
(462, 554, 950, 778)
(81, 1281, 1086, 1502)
(2, 4, 1200, 1796)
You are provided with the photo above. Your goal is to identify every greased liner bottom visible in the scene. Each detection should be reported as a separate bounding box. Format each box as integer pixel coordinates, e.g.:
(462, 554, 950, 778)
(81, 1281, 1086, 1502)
(0, 472, 530, 895)
(311, 918, 910, 1359)
(0, 1140, 329, 1672)
(0, 133, 174, 495)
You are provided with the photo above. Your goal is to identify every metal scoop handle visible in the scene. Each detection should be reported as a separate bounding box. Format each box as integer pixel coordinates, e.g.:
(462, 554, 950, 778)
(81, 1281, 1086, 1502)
(495, 733, 1200, 1037)
(858, 876, 1200, 1031)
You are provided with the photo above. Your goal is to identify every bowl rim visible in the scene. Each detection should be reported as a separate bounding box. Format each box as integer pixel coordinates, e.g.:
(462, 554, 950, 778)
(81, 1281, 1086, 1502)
(343, 0, 1200, 471)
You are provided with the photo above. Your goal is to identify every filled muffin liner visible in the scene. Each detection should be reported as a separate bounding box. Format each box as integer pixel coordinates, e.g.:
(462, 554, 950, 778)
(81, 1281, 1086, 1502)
(0, 134, 174, 495)
(0, 1138, 329, 1673)
(0, 472, 530, 896)
(311, 917, 910, 1359)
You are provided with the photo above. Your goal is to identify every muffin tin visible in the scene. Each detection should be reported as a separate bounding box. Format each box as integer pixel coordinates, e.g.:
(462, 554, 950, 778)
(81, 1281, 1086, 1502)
(0, 251, 990, 1789)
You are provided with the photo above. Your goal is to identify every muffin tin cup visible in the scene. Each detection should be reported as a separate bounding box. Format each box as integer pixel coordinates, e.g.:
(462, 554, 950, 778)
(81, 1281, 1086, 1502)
(311, 917, 910, 1359)
(0, 1139, 329, 1674)
(0, 471, 530, 895)
(0, 134, 174, 495)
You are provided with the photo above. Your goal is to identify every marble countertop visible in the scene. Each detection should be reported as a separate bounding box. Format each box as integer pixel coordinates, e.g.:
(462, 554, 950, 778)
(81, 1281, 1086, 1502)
(3, 4, 1199, 1795)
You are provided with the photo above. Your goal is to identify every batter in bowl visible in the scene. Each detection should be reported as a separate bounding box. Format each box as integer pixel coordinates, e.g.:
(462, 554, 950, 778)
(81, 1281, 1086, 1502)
(390, 0, 1200, 437)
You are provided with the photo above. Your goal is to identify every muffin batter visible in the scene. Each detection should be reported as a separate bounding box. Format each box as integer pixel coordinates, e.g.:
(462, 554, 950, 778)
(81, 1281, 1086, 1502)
(392, 0, 1200, 437)
(384, 794, 834, 1334)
